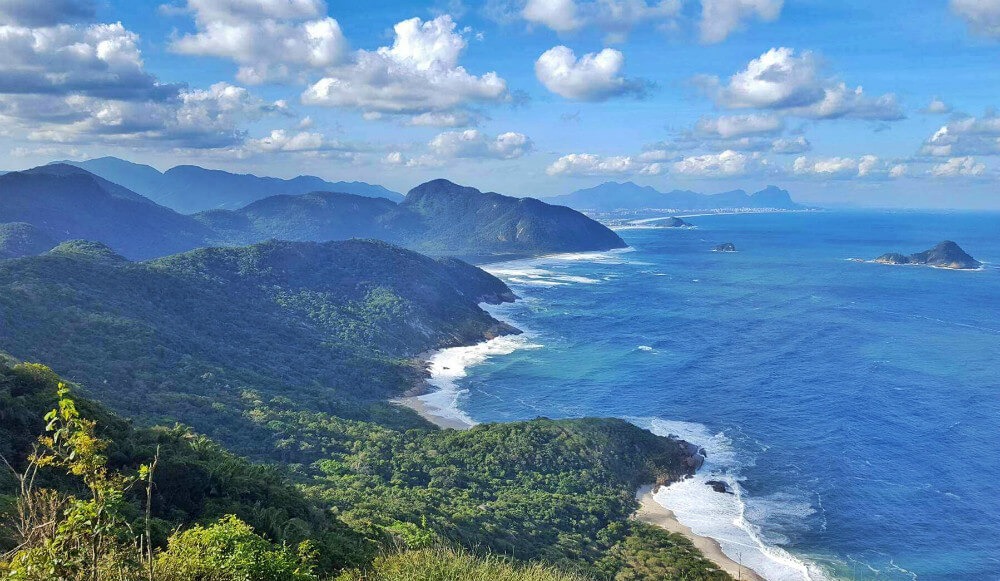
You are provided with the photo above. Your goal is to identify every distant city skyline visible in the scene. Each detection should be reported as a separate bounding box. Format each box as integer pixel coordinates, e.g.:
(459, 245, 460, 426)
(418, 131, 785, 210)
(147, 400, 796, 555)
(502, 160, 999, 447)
(3, 0, 1000, 208)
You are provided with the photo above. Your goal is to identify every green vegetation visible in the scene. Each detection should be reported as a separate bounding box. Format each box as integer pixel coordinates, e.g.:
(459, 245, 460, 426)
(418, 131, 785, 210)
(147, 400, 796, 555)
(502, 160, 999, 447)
(0, 224, 56, 260)
(336, 548, 590, 581)
(0, 239, 514, 458)
(0, 237, 732, 580)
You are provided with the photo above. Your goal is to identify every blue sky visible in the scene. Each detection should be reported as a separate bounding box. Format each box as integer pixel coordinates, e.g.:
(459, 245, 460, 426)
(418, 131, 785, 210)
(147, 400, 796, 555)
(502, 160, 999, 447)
(3, 0, 1000, 208)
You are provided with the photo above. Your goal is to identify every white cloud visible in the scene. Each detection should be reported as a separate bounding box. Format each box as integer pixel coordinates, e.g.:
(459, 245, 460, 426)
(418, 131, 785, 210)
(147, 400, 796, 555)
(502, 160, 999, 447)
(535, 46, 645, 101)
(0, 22, 176, 100)
(672, 149, 768, 176)
(921, 114, 1000, 157)
(792, 154, 902, 179)
(523, 0, 581, 32)
(244, 129, 349, 154)
(694, 113, 783, 138)
(546, 152, 662, 176)
(922, 97, 952, 114)
(171, 0, 348, 84)
(429, 129, 533, 159)
(699, 0, 782, 43)
(930, 156, 986, 177)
(700, 47, 903, 121)
(382, 150, 443, 167)
(0, 82, 285, 149)
(951, 0, 1000, 37)
(302, 15, 509, 120)
(520, 0, 681, 40)
(770, 136, 810, 154)
(405, 111, 478, 127)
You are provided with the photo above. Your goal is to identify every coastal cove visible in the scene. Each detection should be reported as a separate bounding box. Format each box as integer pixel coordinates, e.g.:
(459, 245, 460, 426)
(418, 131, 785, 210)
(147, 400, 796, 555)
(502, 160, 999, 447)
(398, 211, 1000, 581)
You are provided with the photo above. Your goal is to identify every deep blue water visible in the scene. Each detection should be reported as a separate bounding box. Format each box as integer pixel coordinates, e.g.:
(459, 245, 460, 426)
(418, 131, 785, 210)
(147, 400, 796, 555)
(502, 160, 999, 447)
(430, 211, 1000, 580)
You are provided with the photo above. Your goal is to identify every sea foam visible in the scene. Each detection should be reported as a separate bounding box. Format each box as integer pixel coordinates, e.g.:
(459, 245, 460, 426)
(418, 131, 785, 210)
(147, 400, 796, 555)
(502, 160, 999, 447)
(416, 304, 542, 426)
(642, 418, 830, 581)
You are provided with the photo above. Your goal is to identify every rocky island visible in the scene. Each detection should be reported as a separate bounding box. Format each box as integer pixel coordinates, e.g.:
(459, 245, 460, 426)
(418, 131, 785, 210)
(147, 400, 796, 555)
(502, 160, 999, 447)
(874, 241, 981, 270)
(714, 242, 737, 252)
(662, 216, 694, 228)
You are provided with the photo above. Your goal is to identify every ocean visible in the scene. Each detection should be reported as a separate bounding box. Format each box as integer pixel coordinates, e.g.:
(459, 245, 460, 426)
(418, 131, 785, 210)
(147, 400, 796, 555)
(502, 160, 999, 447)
(417, 211, 1000, 580)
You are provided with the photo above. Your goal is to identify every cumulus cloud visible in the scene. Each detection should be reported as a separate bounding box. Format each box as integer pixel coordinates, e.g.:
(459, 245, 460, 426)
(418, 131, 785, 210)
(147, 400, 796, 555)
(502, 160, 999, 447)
(694, 113, 783, 138)
(243, 129, 357, 156)
(546, 152, 662, 176)
(406, 111, 478, 127)
(951, 0, 1000, 37)
(302, 16, 509, 121)
(535, 46, 646, 101)
(382, 150, 443, 167)
(921, 113, 1000, 157)
(699, 0, 782, 43)
(792, 154, 902, 179)
(520, 0, 681, 40)
(0, 82, 286, 149)
(0, 0, 95, 26)
(770, 135, 810, 154)
(699, 47, 904, 121)
(170, 0, 348, 84)
(429, 129, 532, 159)
(672, 149, 769, 177)
(930, 156, 986, 177)
(0, 22, 178, 101)
(922, 97, 952, 115)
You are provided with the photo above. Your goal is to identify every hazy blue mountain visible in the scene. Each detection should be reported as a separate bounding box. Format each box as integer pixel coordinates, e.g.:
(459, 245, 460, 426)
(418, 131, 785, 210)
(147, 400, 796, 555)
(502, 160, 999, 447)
(550, 181, 801, 211)
(60, 156, 404, 213)
(5, 165, 624, 261)
(0, 164, 212, 259)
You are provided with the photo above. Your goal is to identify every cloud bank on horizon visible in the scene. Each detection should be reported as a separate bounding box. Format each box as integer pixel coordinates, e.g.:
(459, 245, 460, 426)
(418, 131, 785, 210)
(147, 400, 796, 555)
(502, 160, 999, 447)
(2, 0, 1000, 207)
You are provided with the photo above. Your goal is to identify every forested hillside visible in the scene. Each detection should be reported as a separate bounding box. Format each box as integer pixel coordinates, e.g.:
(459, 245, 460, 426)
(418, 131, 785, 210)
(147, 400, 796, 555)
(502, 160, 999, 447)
(0, 360, 730, 580)
(0, 239, 515, 456)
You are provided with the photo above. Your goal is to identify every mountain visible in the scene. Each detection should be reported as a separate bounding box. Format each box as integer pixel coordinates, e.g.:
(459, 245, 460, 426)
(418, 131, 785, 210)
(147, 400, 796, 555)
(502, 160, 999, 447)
(550, 181, 802, 212)
(7, 165, 623, 262)
(0, 222, 57, 258)
(0, 238, 515, 449)
(0, 164, 212, 259)
(875, 241, 981, 270)
(194, 190, 398, 244)
(60, 156, 404, 213)
(390, 179, 627, 258)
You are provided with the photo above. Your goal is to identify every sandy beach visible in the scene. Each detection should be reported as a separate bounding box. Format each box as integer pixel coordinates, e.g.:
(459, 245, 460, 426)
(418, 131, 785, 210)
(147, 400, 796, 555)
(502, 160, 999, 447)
(634, 485, 765, 581)
(392, 394, 474, 430)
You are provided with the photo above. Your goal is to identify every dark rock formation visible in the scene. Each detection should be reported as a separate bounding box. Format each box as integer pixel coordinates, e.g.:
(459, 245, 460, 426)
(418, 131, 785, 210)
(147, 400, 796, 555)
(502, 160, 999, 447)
(705, 480, 734, 494)
(875, 241, 981, 270)
(714, 242, 737, 252)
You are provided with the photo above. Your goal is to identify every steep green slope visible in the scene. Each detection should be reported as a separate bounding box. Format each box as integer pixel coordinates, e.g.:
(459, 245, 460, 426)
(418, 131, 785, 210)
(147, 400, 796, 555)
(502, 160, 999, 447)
(0, 239, 515, 457)
(390, 179, 627, 258)
(0, 222, 57, 259)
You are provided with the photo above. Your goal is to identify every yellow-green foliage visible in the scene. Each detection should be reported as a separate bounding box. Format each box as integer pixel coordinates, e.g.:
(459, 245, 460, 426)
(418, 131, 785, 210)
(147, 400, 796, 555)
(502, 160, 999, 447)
(336, 547, 592, 581)
(154, 515, 317, 581)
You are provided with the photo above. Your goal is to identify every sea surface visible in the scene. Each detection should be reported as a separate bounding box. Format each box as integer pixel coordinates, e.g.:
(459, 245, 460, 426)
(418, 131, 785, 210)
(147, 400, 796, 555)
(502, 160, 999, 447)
(418, 211, 1000, 581)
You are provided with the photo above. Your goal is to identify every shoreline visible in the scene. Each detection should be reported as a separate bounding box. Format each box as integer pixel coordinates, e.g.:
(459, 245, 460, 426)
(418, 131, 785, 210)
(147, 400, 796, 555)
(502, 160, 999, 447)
(393, 394, 474, 430)
(635, 484, 766, 581)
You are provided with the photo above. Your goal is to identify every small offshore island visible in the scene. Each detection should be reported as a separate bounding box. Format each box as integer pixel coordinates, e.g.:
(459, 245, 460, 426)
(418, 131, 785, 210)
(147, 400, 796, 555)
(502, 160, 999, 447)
(875, 240, 982, 270)
(713, 242, 737, 252)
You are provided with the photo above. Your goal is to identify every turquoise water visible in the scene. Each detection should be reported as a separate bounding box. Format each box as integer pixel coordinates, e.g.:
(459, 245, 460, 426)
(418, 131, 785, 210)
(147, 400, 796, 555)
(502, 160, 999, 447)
(427, 211, 1000, 580)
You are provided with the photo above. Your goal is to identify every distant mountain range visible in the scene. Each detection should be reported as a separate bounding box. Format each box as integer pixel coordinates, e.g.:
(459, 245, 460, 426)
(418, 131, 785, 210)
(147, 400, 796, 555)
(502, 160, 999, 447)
(0, 164, 624, 261)
(549, 181, 802, 212)
(58, 156, 404, 213)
